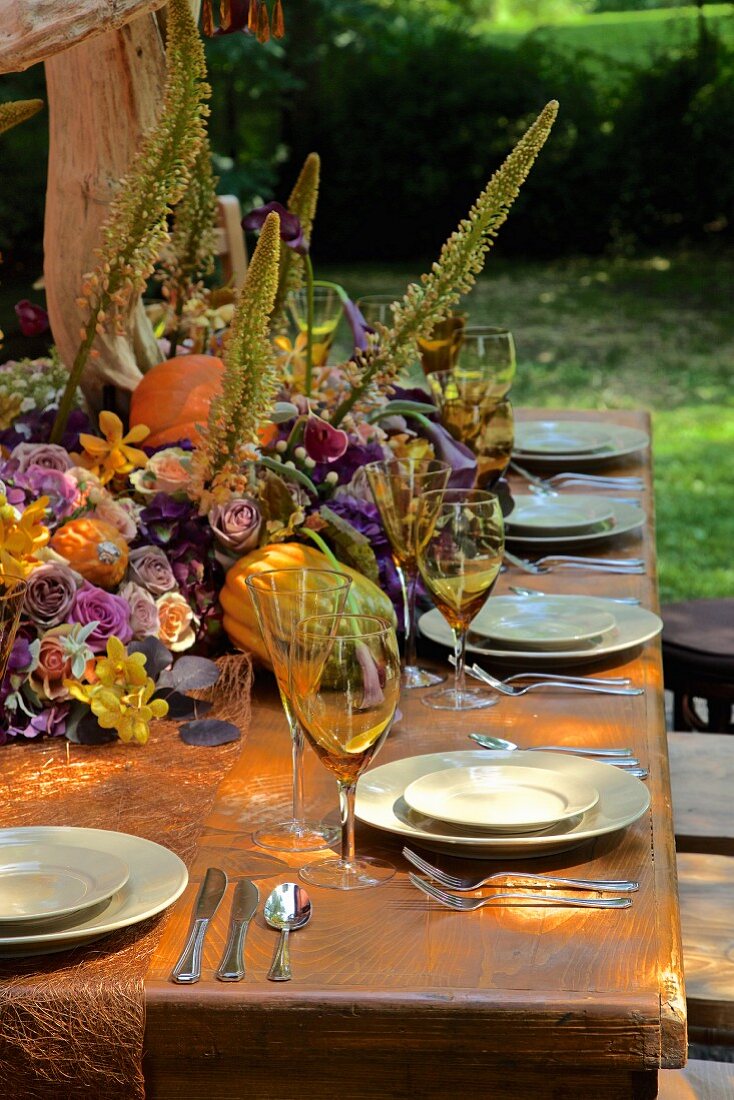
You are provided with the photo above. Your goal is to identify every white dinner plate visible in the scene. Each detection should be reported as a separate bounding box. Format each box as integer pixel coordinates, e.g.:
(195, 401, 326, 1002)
(0, 827, 188, 957)
(403, 764, 599, 832)
(506, 498, 645, 548)
(513, 422, 650, 468)
(514, 421, 614, 455)
(483, 597, 616, 649)
(0, 842, 129, 924)
(418, 595, 662, 664)
(506, 494, 615, 535)
(356, 750, 650, 858)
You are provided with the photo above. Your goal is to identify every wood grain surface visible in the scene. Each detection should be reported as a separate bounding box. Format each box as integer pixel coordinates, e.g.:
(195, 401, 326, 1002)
(669, 733, 734, 856)
(659, 1059, 734, 1099)
(144, 411, 687, 1099)
(678, 851, 734, 1041)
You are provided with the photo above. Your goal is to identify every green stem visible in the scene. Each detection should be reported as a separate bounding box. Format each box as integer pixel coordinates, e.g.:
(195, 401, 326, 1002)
(304, 253, 315, 398)
(169, 288, 187, 358)
(50, 300, 105, 445)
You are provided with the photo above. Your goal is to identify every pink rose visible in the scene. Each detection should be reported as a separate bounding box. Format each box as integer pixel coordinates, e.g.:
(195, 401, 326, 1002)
(128, 545, 177, 595)
(156, 591, 197, 652)
(208, 499, 262, 554)
(119, 581, 160, 640)
(92, 496, 139, 541)
(10, 443, 74, 474)
(70, 583, 132, 652)
(24, 561, 79, 628)
(30, 627, 75, 701)
(130, 448, 194, 497)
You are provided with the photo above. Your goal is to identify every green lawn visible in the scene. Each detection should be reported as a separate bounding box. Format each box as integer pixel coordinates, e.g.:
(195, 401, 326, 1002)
(479, 4, 734, 68)
(324, 253, 734, 603)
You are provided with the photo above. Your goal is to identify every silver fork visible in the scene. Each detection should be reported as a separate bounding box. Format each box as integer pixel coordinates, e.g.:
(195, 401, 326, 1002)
(465, 664, 643, 697)
(449, 656, 632, 688)
(510, 461, 644, 492)
(403, 847, 639, 892)
(504, 550, 645, 575)
(409, 873, 632, 910)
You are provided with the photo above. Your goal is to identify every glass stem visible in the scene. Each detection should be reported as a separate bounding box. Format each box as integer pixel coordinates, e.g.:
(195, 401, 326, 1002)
(404, 565, 419, 670)
(453, 625, 468, 697)
(290, 721, 306, 828)
(304, 253, 315, 397)
(338, 779, 357, 867)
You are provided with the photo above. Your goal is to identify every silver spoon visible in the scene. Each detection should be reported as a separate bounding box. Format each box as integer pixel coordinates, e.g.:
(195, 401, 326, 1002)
(265, 882, 312, 982)
(469, 733, 634, 757)
(509, 585, 641, 606)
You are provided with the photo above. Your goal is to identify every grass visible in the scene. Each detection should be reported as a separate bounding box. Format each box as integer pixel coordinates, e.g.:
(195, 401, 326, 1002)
(479, 4, 734, 68)
(323, 252, 734, 603)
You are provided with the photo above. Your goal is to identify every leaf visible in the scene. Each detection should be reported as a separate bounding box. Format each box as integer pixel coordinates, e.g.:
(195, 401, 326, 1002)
(73, 713, 118, 745)
(129, 637, 173, 681)
(169, 655, 221, 692)
(258, 469, 298, 526)
(258, 456, 318, 495)
(367, 400, 437, 422)
(318, 506, 380, 583)
(180, 719, 241, 746)
(163, 692, 213, 719)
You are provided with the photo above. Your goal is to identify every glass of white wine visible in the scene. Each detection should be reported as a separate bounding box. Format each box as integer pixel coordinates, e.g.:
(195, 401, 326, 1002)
(289, 613, 401, 890)
(416, 488, 505, 711)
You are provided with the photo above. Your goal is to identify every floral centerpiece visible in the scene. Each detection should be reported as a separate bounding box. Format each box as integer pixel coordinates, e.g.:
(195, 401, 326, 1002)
(0, 0, 558, 748)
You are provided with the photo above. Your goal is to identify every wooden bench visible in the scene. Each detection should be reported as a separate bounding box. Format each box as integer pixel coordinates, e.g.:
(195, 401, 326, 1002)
(669, 733, 734, 856)
(659, 1059, 734, 1098)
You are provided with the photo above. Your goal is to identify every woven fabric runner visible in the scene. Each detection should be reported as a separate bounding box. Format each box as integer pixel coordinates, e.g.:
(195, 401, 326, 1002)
(0, 654, 252, 1100)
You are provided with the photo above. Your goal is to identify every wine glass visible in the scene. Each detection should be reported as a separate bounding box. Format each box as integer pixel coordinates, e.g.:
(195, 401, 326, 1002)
(364, 457, 451, 689)
(0, 570, 28, 685)
(289, 613, 401, 890)
(245, 569, 352, 852)
(416, 488, 505, 711)
(429, 381, 515, 488)
(417, 312, 466, 375)
(289, 286, 343, 366)
(453, 325, 516, 401)
(355, 293, 400, 327)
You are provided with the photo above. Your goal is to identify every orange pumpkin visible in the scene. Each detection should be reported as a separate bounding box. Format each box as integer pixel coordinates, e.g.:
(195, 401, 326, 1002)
(50, 517, 129, 590)
(221, 542, 396, 666)
(129, 355, 224, 449)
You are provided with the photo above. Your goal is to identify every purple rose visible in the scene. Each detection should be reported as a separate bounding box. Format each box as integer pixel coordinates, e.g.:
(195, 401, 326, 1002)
(14, 299, 49, 337)
(25, 466, 78, 521)
(10, 443, 74, 474)
(119, 581, 160, 639)
(24, 561, 79, 628)
(71, 583, 132, 652)
(208, 499, 262, 554)
(242, 201, 307, 255)
(304, 415, 349, 464)
(128, 545, 177, 595)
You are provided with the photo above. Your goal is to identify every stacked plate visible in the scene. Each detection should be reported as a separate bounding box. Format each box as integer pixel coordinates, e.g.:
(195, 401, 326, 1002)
(505, 493, 645, 549)
(355, 749, 650, 859)
(419, 594, 662, 664)
(0, 827, 188, 957)
(513, 420, 649, 467)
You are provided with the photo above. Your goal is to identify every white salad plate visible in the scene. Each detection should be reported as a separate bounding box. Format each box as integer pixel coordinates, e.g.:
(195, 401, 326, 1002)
(355, 750, 650, 859)
(481, 596, 616, 650)
(513, 422, 650, 467)
(418, 595, 662, 664)
(403, 764, 599, 832)
(506, 498, 645, 548)
(0, 842, 129, 924)
(506, 494, 615, 535)
(0, 827, 188, 957)
(513, 421, 614, 455)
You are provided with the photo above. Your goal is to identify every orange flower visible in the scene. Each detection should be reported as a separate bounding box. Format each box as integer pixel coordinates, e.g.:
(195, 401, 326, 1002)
(75, 412, 150, 486)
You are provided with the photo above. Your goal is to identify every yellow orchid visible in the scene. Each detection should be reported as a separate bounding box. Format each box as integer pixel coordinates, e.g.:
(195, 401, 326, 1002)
(75, 411, 150, 485)
(0, 493, 50, 577)
(118, 680, 169, 744)
(274, 332, 308, 382)
(94, 635, 148, 688)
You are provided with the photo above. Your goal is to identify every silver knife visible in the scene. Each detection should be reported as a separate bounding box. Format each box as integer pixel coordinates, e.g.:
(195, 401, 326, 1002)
(215, 878, 259, 982)
(170, 867, 227, 984)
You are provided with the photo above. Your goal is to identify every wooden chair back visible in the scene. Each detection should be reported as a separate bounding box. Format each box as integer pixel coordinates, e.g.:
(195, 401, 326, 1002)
(215, 195, 248, 289)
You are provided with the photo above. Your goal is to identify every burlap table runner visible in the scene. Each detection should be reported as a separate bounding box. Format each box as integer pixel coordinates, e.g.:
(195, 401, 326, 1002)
(0, 654, 253, 1100)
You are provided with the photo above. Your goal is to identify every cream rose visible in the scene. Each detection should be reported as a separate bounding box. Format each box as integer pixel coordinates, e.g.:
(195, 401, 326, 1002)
(130, 448, 194, 498)
(156, 591, 197, 652)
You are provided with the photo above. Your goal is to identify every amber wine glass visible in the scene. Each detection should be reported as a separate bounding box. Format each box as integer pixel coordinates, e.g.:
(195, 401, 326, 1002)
(290, 614, 401, 890)
(245, 569, 352, 852)
(431, 389, 515, 488)
(454, 326, 516, 401)
(416, 489, 505, 711)
(365, 457, 451, 689)
(0, 570, 27, 688)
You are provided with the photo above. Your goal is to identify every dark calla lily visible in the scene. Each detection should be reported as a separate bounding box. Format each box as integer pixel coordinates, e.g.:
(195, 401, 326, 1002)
(417, 420, 477, 489)
(14, 300, 49, 337)
(341, 297, 374, 353)
(303, 414, 349, 463)
(242, 201, 307, 255)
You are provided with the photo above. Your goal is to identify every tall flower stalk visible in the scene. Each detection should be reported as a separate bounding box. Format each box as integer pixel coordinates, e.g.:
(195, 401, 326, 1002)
(273, 152, 320, 325)
(0, 99, 43, 135)
(195, 211, 281, 494)
(49, 0, 211, 444)
(331, 100, 559, 427)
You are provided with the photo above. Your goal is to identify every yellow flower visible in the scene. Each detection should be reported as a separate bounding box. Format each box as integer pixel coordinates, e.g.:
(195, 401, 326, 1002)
(0, 493, 50, 576)
(117, 680, 169, 744)
(274, 332, 308, 380)
(95, 635, 148, 688)
(75, 411, 150, 486)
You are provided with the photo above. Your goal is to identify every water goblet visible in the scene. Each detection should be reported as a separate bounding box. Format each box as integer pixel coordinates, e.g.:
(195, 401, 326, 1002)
(355, 293, 400, 328)
(364, 457, 451, 689)
(289, 285, 343, 367)
(289, 613, 401, 890)
(416, 488, 505, 711)
(432, 387, 514, 488)
(453, 325, 516, 402)
(245, 568, 352, 852)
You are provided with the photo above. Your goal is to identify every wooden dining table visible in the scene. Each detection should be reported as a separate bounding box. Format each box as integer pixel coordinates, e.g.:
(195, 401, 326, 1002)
(144, 410, 687, 1099)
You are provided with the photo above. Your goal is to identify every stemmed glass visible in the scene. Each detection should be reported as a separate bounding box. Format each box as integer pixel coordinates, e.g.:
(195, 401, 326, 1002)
(289, 613, 401, 890)
(453, 326, 516, 401)
(416, 488, 505, 711)
(355, 294, 400, 327)
(0, 571, 28, 685)
(365, 457, 451, 689)
(417, 312, 467, 375)
(428, 380, 515, 488)
(245, 569, 352, 852)
(289, 286, 343, 366)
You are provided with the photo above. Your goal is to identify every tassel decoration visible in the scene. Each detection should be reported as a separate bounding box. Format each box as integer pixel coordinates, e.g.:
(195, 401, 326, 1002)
(272, 0, 285, 39)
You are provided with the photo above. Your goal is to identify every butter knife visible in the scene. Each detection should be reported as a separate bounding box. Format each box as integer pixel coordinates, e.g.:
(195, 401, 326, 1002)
(170, 867, 227, 984)
(215, 878, 259, 982)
